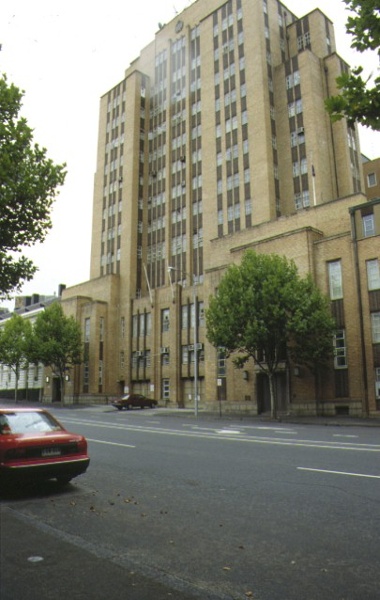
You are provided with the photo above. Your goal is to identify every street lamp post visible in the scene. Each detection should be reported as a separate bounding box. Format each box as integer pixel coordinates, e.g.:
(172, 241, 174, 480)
(168, 266, 198, 417)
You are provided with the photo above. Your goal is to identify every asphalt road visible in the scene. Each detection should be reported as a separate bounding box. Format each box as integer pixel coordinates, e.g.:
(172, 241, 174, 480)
(1, 406, 380, 600)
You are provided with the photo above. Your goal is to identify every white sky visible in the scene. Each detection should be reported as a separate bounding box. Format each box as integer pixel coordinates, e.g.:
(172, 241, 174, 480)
(0, 0, 379, 308)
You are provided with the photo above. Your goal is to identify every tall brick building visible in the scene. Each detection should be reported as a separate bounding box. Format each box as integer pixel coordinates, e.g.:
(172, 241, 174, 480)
(59, 0, 379, 416)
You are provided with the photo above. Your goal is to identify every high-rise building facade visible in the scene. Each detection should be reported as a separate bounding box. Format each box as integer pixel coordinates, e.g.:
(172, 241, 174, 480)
(61, 0, 379, 416)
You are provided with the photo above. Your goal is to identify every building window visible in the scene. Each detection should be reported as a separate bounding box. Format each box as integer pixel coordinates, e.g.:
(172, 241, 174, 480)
(146, 313, 152, 335)
(83, 362, 89, 391)
(181, 305, 188, 329)
(328, 260, 343, 300)
(190, 303, 196, 328)
(139, 313, 145, 337)
(84, 318, 90, 343)
(199, 302, 205, 327)
(120, 351, 125, 371)
(375, 367, 380, 399)
(161, 351, 170, 366)
(367, 172, 377, 187)
(162, 378, 170, 401)
(371, 313, 380, 343)
(367, 259, 380, 290)
(162, 308, 170, 332)
(98, 360, 103, 390)
(333, 330, 347, 368)
(295, 191, 310, 210)
(182, 346, 189, 364)
(217, 348, 226, 377)
(363, 214, 375, 237)
(132, 315, 138, 338)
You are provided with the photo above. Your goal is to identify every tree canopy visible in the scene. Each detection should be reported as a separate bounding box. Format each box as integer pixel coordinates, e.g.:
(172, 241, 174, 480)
(206, 251, 336, 418)
(325, 0, 380, 130)
(0, 313, 32, 401)
(0, 75, 66, 297)
(28, 303, 83, 401)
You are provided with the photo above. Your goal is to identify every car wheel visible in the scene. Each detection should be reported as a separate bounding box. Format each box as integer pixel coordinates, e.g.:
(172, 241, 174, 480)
(116, 406, 123, 411)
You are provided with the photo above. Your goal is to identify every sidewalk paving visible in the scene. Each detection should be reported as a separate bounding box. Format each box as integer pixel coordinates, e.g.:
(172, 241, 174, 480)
(0, 507, 201, 600)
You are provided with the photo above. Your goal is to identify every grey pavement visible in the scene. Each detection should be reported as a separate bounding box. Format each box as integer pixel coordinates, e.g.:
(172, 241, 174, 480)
(0, 506, 201, 600)
(1, 397, 380, 427)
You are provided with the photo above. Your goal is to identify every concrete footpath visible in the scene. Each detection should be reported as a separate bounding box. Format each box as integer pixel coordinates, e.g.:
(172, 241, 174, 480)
(1, 506, 204, 600)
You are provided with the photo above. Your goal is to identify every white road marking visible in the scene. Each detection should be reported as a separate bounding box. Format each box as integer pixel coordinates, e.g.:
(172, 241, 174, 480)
(87, 438, 135, 449)
(297, 467, 380, 479)
(59, 416, 380, 452)
(216, 429, 242, 435)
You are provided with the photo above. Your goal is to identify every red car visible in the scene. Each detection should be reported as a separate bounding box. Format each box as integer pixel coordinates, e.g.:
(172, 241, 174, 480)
(112, 394, 158, 411)
(0, 408, 90, 486)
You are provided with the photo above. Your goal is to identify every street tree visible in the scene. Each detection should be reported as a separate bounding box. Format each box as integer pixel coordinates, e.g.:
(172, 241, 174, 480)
(325, 0, 380, 130)
(0, 313, 32, 402)
(28, 303, 83, 402)
(206, 251, 336, 419)
(0, 75, 66, 297)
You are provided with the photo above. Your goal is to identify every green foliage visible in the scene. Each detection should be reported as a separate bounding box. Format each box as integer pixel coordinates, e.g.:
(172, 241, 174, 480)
(206, 251, 336, 417)
(0, 75, 67, 297)
(287, 276, 336, 371)
(325, 0, 380, 130)
(344, 0, 380, 54)
(0, 314, 32, 401)
(28, 303, 83, 381)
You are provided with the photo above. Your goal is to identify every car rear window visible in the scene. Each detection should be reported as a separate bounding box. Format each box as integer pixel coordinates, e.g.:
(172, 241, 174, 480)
(0, 411, 63, 434)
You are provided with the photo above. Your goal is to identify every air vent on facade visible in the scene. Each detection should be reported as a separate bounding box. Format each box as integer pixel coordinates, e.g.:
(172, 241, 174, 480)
(161, 347, 169, 354)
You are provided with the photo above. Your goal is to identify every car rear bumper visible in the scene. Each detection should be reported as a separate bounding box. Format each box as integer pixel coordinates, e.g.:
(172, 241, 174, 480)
(0, 456, 90, 482)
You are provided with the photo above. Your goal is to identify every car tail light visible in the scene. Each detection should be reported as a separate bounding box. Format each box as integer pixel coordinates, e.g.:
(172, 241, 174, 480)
(76, 438, 87, 453)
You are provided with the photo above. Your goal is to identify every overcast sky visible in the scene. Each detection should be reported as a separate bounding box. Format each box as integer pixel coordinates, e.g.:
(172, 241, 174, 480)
(0, 0, 379, 308)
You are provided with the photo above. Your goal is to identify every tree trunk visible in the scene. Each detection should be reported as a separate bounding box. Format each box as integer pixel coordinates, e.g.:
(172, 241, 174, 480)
(60, 375, 65, 404)
(268, 372, 277, 419)
(14, 367, 19, 403)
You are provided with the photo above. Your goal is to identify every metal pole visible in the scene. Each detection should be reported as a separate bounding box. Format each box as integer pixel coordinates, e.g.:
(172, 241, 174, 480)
(193, 280, 198, 417)
(168, 266, 198, 417)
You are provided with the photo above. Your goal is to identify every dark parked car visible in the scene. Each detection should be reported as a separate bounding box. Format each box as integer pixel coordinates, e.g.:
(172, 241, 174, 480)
(112, 394, 158, 411)
(0, 408, 90, 486)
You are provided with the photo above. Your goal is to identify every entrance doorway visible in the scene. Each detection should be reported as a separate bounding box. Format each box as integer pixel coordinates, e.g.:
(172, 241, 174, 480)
(52, 377, 61, 402)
